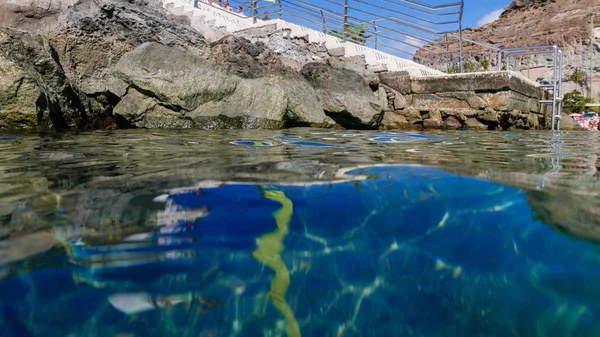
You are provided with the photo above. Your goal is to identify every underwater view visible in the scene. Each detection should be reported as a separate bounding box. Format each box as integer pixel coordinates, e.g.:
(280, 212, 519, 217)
(1, 129, 600, 337)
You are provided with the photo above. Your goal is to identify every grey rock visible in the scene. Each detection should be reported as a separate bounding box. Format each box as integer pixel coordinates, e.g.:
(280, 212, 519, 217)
(4, 0, 209, 96)
(327, 46, 345, 57)
(377, 87, 388, 111)
(113, 43, 333, 129)
(112, 88, 194, 128)
(327, 57, 379, 90)
(394, 93, 407, 110)
(0, 28, 105, 132)
(379, 71, 412, 94)
(301, 62, 384, 129)
(367, 63, 388, 73)
(559, 112, 579, 130)
(114, 42, 238, 112)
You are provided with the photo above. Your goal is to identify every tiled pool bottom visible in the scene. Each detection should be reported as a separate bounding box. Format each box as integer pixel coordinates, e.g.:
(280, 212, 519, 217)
(2, 165, 600, 337)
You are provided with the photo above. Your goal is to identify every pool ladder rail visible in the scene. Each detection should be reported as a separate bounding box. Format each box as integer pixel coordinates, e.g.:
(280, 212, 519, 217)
(498, 45, 564, 131)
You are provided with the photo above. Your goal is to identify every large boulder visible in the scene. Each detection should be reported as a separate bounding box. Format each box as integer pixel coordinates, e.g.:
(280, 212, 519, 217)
(301, 63, 384, 129)
(112, 42, 334, 129)
(1, 0, 209, 95)
(0, 28, 104, 131)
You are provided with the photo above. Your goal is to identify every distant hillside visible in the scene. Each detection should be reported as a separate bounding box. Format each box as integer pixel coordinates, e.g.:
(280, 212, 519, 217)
(417, 0, 600, 100)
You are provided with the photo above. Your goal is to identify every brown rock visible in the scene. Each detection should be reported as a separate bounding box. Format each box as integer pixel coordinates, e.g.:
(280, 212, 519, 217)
(443, 116, 463, 129)
(209, 35, 291, 79)
(464, 118, 488, 130)
(423, 119, 441, 129)
(478, 109, 499, 123)
(401, 108, 422, 123)
(381, 112, 412, 130)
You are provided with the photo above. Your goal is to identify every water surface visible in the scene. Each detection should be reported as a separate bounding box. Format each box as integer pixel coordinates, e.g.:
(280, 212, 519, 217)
(1, 129, 600, 337)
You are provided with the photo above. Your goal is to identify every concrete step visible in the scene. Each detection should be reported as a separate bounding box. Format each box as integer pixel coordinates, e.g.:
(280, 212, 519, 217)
(234, 23, 278, 38)
(170, 6, 190, 16)
(161, 0, 444, 76)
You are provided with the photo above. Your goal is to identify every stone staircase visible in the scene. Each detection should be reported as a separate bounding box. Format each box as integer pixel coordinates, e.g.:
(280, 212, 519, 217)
(162, 0, 445, 77)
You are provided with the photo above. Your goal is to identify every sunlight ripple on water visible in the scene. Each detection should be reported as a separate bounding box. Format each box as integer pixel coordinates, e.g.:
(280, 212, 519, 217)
(1, 129, 600, 336)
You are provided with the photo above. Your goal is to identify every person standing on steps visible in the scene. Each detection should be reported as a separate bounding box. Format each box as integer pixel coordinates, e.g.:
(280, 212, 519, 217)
(208, 0, 223, 8)
(223, 0, 233, 12)
(237, 6, 246, 16)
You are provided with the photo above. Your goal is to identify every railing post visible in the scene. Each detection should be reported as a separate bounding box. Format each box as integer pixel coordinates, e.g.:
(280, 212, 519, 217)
(342, 0, 348, 41)
(497, 50, 503, 71)
(251, 0, 257, 24)
(320, 10, 326, 33)
(551, 46, 558, 131)
(278, 0, 282, 19)
(372, 20, 378, 50)
(458, 0, 464, 73)
(558, 49, 564, 130)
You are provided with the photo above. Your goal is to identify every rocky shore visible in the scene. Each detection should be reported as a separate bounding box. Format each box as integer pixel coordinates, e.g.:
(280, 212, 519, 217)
(0, 0, 550, 132)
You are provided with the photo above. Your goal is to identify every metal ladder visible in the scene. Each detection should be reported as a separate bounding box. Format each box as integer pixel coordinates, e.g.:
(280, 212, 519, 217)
(498, 45, 564, 131)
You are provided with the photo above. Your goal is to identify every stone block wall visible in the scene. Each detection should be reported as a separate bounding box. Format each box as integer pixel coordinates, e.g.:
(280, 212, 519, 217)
(379, 71, 551, 131)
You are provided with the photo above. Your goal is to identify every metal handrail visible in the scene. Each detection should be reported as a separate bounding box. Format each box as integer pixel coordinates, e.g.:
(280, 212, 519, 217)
(346, 6, 444, 35)
(280, 0, 342, 17)
(382, 0, 462, 16)
(403, 0, 463, 10)
(354, 0, 458, 25)
(261, 0, 460, 57)
(494, 45, 563, 130)
(352, 0, 449, 31)
(192, 0, 465, 70)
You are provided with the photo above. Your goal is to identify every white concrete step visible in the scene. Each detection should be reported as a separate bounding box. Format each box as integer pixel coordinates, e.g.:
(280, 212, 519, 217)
(161, 0, 444, 76)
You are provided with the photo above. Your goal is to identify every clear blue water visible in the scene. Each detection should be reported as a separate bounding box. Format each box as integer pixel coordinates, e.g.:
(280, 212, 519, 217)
(1, 129, 600, 336)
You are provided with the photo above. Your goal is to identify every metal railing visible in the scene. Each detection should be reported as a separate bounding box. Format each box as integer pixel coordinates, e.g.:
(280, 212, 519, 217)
(202, 0, 467, 70)
(186, 0, 564, 130)
(499, 45, 564, 131)
(427, 37, 565, 130)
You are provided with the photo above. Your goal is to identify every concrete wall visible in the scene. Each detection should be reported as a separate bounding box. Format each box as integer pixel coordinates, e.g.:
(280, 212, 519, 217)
(379, 71, 551, 131)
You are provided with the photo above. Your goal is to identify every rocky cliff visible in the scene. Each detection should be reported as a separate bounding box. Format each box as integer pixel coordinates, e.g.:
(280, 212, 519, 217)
(432, 0, 600, 100)
(0, 0, 551, 132)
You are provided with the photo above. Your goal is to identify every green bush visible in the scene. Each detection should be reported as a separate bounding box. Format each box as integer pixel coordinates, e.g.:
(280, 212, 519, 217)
(446, 61, 479, 74)
(480, 59, 490, 71)
(329, 23, 367, 45)
(563, 90, 593, 113)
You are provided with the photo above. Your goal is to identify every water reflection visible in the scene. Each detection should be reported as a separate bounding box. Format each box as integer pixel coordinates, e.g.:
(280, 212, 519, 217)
(2, 165, 600, 336)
